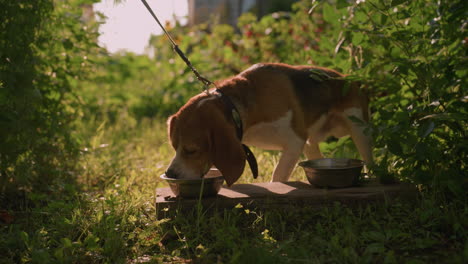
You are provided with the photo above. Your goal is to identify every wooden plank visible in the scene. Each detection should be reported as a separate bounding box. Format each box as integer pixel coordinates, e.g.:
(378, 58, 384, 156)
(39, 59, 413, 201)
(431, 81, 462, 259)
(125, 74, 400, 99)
(155, 181, 416, 218)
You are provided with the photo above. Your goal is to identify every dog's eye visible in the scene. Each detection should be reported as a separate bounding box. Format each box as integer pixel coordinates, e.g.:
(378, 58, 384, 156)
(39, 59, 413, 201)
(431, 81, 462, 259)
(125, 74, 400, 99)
(183, 147, 198, 156)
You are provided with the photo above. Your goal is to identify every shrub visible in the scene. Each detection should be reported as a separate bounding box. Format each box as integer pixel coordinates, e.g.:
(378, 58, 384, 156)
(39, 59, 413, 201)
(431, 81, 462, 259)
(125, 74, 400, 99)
(0, 0, 100, 198)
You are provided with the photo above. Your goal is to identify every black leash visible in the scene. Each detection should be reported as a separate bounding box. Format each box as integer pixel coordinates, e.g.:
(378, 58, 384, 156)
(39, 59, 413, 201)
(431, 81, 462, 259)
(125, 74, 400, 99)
(139, 0, 213, 91)
(140, 0, 258, 179)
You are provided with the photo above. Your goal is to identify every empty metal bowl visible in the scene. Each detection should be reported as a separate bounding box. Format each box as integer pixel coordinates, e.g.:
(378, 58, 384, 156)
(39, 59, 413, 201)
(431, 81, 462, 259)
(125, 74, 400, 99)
(298, 158, 364, 188)
(160, 168, 224, 198)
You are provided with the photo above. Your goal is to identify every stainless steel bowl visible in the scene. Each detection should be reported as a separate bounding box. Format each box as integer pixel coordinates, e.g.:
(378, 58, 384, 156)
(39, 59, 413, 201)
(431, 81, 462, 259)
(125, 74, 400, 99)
(160, 169, 224, 198)
(298, 158, 364, 188)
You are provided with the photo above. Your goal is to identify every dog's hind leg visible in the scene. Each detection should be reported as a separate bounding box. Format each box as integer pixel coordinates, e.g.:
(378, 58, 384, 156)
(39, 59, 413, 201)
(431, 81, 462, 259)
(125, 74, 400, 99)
(350, 124, 373, 165)
(303, 141, 323, 160)
(344, 108, 373, 166)
(271, 142, 305, 182)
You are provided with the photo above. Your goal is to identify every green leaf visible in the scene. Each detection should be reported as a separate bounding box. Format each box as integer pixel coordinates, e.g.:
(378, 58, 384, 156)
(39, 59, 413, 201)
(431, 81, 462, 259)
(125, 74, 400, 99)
(84, 234, 100, 250)
(384, 250, 397, 263)
(365, 242, 385, 254)
(322, 4, 340, 25)
(62, 38, 74, 50)
(380, 14, 388, 25)
(309, 73, 325, 82)
(342, 81, 351, 96)
(366, 231, 386, 242)
(61, 238, 73, 248)
(388, 141, 403, 156)
(391, 0, 408, 7)
(415, 143, 428, 160)
(348, 115, 365, 125)
(337, 0, 352, 9)
(352, 32, 364, 45)
(309, 69, 332, 82)
(418, 121, 435, 138)
(20, 231, 29, 244)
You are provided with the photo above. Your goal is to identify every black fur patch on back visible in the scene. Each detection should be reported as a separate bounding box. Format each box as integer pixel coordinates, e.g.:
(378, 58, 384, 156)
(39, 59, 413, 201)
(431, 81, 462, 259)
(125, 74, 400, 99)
(287, 68, 341, 115)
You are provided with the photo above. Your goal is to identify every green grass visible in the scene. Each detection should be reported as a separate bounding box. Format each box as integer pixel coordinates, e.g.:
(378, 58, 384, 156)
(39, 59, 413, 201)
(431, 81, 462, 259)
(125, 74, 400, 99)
(1, 119, 467, 263)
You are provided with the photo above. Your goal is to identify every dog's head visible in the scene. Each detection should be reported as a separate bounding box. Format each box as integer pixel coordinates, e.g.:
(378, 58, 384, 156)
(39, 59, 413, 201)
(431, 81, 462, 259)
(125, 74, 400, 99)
(165, 93, 246, 186)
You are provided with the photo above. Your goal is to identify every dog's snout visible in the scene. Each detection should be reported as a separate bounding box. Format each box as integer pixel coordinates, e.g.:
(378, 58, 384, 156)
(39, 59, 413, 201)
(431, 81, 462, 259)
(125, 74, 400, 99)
(165, 168, 178, 179)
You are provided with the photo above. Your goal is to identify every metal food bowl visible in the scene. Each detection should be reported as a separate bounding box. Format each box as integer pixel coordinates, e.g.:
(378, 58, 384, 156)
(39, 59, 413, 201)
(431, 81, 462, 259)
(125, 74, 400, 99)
(298, 158, 364, 188)
(160, 169, 224, 198)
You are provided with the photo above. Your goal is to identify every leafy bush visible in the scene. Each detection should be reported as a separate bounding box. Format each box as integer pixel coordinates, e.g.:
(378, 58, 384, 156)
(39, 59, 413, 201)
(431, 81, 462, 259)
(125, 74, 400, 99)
(321, 0, 467, 194)
(0, 0, 100, 197)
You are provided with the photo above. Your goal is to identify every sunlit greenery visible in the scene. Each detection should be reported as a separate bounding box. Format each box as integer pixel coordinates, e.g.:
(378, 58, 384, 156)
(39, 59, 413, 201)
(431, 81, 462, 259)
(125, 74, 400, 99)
(0, 0, 466, 262)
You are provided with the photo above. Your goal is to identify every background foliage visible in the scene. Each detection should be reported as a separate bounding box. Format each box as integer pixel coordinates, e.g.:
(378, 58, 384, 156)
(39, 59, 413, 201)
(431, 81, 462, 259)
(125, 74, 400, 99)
(0, 0, 466, 262)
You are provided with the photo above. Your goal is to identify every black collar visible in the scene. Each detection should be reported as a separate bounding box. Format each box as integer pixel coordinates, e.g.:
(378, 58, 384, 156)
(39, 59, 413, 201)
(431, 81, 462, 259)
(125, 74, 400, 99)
(215, 89, 258, 179)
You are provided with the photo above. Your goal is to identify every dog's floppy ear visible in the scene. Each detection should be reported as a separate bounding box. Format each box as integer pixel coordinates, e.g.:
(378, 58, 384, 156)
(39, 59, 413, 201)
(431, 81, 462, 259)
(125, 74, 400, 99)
(167, 115, 178, 145)
(209, 110, 246, 186)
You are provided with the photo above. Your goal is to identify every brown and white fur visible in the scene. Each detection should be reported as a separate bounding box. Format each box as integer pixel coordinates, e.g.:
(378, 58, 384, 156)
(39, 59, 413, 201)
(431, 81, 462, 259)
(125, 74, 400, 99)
(166, 63, 372, 186)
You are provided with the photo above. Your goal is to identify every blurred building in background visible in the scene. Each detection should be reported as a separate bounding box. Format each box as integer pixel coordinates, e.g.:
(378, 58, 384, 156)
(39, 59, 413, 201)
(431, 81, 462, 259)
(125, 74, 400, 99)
(188, 0, 298, 27)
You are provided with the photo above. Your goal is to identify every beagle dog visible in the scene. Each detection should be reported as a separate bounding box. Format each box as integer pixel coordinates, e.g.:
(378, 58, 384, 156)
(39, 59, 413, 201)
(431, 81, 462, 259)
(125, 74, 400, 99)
(166, 63, 373, 186)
